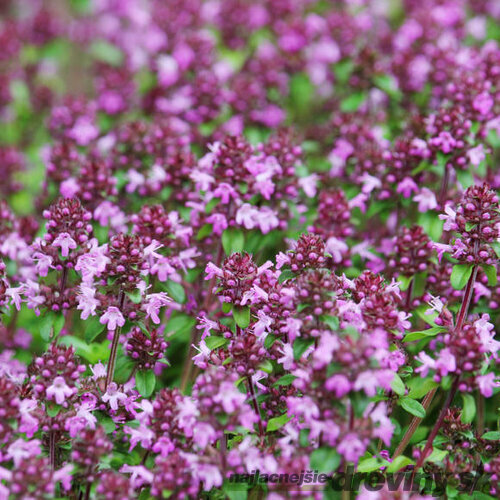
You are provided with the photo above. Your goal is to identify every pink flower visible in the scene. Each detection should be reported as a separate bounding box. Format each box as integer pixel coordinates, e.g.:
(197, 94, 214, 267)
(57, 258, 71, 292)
(369, 403, 395, 446)
(75, 240, 109, 283)
(18, 399, 38, 437)
(432, 242, 452, 263)
(60, 178, 80, 198)
(467, 144, 486, 167)
(206, 213, 228, 235)
(32, 251, 53, 277)
(192, 340, 211, 369)
(143, 292, 172, 324)
(100, 306, 125, 331)
(69, 117, 99, 145)
(325, 374, 351, 397)
(298, 174, 318, 197)
(77, 285, 100, 320)
(477, 373, 498, 397)
(90, 362, 107, 380)
(430, 131, 456, 153)
(436, 348, 456, 376)
(277, 343, 294, 370)
(396, 177, 418, 198)
(6, 286, 23, 310)
(204, 262, 223, 280)
(235, 203, 259, 230)
(475, 315, 500, 354)
(120, 465, 153, 489)
(7, 438, 42, 467)
(415, 351, 436, 377)
(414, 188, 437, 212)
(439, 205, 457, 231)
(53, 464, 74, 491)
(338, 433, 366, 463)
(473, 92, 493, 116)
(213, 381, 246, 413)
(46, 376, 75, 405)
(192, 422, 217, 448)
(325, 236, 348, 263)
(52, 232, 77, 257)
(102, 382, 127, 410)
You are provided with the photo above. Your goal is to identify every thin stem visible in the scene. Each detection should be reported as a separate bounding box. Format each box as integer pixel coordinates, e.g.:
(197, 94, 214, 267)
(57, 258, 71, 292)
(413, 376, 460, 473)
(476, 390, 485, 436)
(455, 264, 478, 331)
(395, 261, 479, 460)
(84, 482, 91, 500)
(405, 277, 414, 311)
(105, 290, 125, 390)
(180, 242, 223, 392)
(439, 164, 450, 207)
(393, 387, 437, 458)
(49, 429, 56, 469)
(246, 375, 264, 438)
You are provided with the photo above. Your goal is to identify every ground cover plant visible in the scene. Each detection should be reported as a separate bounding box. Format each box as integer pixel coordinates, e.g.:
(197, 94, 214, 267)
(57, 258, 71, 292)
(0, 0, 500, 498)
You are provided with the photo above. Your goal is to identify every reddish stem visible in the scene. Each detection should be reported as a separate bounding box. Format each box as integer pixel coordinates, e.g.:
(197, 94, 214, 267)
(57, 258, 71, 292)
(105, 290, 125, 390)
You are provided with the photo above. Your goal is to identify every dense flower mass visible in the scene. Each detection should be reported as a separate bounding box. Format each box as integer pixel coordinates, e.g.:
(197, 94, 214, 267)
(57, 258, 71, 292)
(0, 0, 499, 498)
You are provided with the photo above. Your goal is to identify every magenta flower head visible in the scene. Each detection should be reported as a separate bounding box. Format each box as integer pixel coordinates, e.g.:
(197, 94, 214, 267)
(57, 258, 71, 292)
(41, 198, 93, 267)
(441, 183, 500, 265)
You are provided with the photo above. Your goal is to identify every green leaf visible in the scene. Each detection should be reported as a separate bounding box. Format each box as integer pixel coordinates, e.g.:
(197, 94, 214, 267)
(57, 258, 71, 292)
(418, 212, 444, 242)
(391, 374, 406, 396)
(482, 431, 500, 440)
(90, 40, 123, 65)
(320, 315, 339, 330)
(386, 455, 414, 473)
(233, 306, 250, 329)
(46, 403, 61, 418)
(413, 272, 427, 298)
(310, 448, 341, 473)
(450, 264, 474, 290)
(373, 74, 402, 100)
(333, 59, 354, 85)
(98, 414, 116, 434)
(197, 223, 213, 240)
(126, 289, 142, 304)
(293, 338, 314, 360)
(397, 275, 412, 292)
(39, 313, 65, 342)
(223, 480, 248, 500)
(357, 457, 387, 473)
(273, 374, 297, 387)
(289, 73, 314, 113)
(39, 314, 55, 342)
(404, 326, 447, 343)
(264, 334, 278, 349)
(135, 371, 156, 398)
(456, 169, 475, 189)
(461, 394, 476, 424)
(481, 264, 497, 286)
(340, 92, 366, 112)
(258, 359, 273, 374)
(426, 448, 448, 463)
(278, 269, 295, 284)
(163, 280, 186, 304)
(205, 336, 228, 350)
(222, 228, 245, 255)
(267, 413, 292, 432)
(400, 397, 426, 418)
(491, 241, 500, 259)
(84, 316, 106, 344)
(407, 378, 438, 399)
